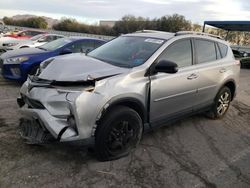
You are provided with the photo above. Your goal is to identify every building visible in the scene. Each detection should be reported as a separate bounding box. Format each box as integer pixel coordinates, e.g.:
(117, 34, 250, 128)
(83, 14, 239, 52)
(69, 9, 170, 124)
(99, 20, 116, 27)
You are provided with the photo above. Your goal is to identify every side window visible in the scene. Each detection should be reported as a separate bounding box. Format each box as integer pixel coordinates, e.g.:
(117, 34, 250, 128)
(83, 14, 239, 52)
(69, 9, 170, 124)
(55, 36, 63, 40)
(215, 43, 222, 60)
(30, 31, 39, 36)
(195, 39, 216, 64)
(158, 39, 192, 68)
(218, 43, 228, 58)
(68, 41, 95, 53)
(94, 40, 105, 48)
(45, 36, 54, 42)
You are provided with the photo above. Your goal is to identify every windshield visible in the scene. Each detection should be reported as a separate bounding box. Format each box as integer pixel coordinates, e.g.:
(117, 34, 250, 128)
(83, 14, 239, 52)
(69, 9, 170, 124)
(39, 38, 72, 51)
(88, 36, 165, 68)
(30, 34, 44, 41)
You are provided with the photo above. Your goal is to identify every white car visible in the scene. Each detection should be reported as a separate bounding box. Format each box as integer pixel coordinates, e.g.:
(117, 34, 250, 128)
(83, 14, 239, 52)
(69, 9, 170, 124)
(0, 34, 64, 52)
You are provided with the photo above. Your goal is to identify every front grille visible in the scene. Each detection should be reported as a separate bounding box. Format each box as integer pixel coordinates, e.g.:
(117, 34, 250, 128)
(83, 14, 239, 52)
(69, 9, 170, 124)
(23, 96, 45, 109)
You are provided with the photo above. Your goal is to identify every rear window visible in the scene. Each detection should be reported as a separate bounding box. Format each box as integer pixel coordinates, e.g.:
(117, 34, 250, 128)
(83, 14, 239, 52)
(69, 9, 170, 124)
(195, 39, 216, 64)
(218, 43, 228, 58)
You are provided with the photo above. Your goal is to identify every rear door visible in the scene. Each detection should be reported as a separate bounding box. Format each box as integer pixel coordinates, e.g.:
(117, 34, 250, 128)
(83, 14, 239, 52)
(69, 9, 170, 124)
(150, 39, 199, 124)
(192, 38, 228, 110)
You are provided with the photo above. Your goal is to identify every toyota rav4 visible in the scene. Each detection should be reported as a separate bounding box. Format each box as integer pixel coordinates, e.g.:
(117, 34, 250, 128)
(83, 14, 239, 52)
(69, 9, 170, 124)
(17, 30, 240, 161)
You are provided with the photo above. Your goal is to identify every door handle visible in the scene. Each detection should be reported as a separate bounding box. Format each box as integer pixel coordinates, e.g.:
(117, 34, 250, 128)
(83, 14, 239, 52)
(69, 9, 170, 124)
(219, 68, 227, 73)
(187, 73, 198, 80)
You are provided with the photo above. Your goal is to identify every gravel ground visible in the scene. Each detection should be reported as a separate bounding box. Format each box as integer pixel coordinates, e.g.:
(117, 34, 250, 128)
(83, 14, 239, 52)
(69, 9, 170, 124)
(0, 70, 250, 188)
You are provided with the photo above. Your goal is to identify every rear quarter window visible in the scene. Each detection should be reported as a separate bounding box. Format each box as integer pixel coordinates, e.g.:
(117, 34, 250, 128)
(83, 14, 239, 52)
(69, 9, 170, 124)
(218, 43, 228, 58)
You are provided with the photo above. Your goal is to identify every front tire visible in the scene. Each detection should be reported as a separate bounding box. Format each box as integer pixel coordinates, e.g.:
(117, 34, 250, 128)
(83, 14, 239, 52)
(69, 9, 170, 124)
(206, 86, 232, 119)
(95, 106, 143, 161)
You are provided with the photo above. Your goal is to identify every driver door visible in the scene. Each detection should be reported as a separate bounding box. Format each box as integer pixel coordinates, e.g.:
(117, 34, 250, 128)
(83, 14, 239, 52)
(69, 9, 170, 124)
(150, 39, 198, 125)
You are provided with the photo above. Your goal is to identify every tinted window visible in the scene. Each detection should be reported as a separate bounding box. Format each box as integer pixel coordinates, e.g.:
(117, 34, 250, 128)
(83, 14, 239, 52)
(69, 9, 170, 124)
(30, 31, 43, 36)
(45, 36, 55, 42)
(218, 43, 228, 58)
(195, 39, 216, 64)
(40, 38, 72, 51)
(94, 40, 105, 48)
(68, 40, 95, 53)
(158, 39, 192, 68)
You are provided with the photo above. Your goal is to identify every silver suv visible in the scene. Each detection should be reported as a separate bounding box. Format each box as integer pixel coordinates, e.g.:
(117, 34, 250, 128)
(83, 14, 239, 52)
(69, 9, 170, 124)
(18, 30, 240, 161)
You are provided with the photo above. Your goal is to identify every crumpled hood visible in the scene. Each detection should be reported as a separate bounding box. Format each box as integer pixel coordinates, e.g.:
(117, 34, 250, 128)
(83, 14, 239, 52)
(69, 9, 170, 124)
(38, 53, 130, 82)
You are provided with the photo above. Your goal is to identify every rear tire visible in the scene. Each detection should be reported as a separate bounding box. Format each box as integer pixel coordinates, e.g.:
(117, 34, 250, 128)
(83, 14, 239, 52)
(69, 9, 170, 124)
(206, 86, 232, 119)
(95, 106, 143, 161)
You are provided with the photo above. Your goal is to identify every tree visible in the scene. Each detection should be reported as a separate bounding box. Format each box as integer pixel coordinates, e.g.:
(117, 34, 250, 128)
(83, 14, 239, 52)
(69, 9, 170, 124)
(3, 16, 48, 29)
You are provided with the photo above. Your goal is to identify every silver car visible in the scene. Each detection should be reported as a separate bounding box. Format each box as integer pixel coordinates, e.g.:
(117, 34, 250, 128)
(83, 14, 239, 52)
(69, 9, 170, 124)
(0, 34, 64, 51)
(18, 30, 240, 161)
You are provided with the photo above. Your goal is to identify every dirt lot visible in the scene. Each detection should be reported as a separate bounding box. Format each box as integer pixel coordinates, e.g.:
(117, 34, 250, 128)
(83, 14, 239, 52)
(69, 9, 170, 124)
(0, 70, 250, 188)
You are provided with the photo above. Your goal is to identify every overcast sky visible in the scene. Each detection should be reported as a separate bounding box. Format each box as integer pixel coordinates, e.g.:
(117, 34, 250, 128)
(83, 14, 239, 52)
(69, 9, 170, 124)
(0, 0, 250, 24)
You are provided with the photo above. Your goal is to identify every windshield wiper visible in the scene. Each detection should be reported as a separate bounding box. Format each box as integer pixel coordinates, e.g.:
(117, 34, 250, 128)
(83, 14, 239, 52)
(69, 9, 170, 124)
(89, 56, 132, 68)
(36, 46, 47, 51)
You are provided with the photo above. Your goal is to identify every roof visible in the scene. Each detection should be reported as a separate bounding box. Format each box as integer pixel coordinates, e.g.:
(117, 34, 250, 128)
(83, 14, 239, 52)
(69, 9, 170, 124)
(126, 30, 224, 41)
(204, 21, 250, 31)
(67, 36, 106, 41)
(126, 30, 175, 40)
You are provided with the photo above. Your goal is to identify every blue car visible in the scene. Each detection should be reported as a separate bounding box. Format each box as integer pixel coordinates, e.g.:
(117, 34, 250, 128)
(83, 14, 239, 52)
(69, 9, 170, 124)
(0, 37, 106, 81)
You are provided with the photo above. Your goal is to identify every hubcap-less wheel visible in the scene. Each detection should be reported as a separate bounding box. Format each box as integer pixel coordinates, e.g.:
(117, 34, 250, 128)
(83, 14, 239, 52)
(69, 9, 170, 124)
(95, 106, 142, 161)
(107, 121, 136, 155)
(217, 91, 230, 116)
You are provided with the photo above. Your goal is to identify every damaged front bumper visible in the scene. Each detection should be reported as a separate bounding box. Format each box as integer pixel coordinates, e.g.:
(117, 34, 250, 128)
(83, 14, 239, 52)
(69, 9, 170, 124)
(17, 78, 105, 145)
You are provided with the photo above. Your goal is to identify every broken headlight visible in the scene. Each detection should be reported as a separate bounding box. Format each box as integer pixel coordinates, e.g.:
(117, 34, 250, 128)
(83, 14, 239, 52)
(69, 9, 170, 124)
(36, 58, 54, 75)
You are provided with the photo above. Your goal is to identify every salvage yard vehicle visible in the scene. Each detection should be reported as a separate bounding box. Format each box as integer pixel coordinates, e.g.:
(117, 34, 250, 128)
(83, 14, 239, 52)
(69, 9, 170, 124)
(0, 30, 46, 54)
(232, 47, 250, 69)
(17, 30, 240, 161)
(3, 29, 46, 39)
(0, 37, 106, 81)
(0, 33, 64, 51)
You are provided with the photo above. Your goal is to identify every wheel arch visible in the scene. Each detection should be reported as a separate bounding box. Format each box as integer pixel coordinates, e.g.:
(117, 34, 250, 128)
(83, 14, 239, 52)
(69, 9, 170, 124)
(97, 97, 148, 125)
(19, 46, 29, 48)
(221, 79, 236, 101)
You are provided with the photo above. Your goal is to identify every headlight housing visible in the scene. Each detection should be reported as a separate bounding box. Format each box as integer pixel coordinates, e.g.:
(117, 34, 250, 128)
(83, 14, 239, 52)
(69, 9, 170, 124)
(36, 58, 54, 75)
(4, 43, 18, 47)
(5, 56, 29, 64)
(40, 58, 54, 70)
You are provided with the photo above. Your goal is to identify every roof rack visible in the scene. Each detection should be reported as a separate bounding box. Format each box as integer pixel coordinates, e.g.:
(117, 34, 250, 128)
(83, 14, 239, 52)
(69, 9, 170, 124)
(175, 31, 223, 39)
(135, 30, 172, 34)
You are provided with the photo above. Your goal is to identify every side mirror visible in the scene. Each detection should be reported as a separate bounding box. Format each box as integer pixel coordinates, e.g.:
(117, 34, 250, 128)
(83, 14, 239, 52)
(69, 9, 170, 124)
(81, 47, 93, 54)
(60, 48, 73, 55)
(154, 60, 178, 74)
(38, 39, 46, 43)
